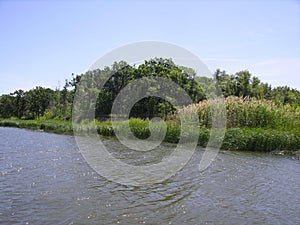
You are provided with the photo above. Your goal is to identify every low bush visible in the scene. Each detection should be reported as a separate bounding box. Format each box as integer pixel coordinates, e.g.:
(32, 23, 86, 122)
(0, 120, 20, 127)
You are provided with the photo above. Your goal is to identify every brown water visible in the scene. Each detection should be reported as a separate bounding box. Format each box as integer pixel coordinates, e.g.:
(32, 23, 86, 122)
(0, 127, 299, 224)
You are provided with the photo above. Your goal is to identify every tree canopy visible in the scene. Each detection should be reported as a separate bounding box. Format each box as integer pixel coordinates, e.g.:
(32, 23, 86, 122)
(0, 58, 299, 120)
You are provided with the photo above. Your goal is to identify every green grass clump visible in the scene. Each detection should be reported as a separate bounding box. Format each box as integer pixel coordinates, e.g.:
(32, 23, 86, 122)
(198, 128, 210, 146)
(164, 123, 181, 143)
(221, 128, 300, 151)
(128, 118, 151, 139)
(96, 124, 115, 136)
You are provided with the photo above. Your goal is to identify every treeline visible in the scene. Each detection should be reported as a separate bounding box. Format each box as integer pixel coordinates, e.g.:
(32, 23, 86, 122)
(215, 69, 300, 104)
(0, 84, 73, 120)
(0, 58, 299, 120)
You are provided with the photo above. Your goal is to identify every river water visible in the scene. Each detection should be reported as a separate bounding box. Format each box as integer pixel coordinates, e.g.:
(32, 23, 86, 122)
(0, 127, 299, 225)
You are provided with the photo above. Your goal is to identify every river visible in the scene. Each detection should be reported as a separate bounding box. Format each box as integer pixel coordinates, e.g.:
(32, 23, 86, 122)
(0, 127, 299, 224)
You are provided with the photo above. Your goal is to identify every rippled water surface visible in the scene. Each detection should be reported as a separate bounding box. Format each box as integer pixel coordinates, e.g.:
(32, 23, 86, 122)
(0, 127, 299, 224)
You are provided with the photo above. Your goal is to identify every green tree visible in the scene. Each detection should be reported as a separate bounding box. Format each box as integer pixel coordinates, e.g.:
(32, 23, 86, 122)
(251, 76, 261, 98)
(235, 70, 251, 97)
(24, 87, 54, 118)
(11, 90, 26, 118)
(0, 94, 15, 118)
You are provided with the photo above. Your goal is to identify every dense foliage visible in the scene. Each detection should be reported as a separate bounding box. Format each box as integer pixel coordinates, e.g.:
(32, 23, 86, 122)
(0, 84, 73, 120)
(72, 58, 205, 121)
(215, 69, 300, 105)
(0, 58, 299, 120)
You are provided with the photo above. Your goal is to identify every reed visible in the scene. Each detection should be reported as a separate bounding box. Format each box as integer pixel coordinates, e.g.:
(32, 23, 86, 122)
(175, 96, 300, 130)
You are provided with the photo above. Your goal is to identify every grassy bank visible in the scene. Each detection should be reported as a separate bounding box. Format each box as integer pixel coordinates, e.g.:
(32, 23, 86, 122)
(0, 117, 299, 152)
(1, 97, 299, 152)
(0, 118, 73, 135)
(95, 119, 300, 152)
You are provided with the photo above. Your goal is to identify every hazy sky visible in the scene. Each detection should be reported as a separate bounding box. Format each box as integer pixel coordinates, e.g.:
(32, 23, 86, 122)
(0, 0, 299, 94)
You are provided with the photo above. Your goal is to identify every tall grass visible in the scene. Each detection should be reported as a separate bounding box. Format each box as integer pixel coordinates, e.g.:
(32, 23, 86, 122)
(167, 96, 300, 151)
(175, 96, 300, 130)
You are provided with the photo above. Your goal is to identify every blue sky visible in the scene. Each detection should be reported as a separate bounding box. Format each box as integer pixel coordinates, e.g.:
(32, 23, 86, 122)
(0, 0, 299, 94)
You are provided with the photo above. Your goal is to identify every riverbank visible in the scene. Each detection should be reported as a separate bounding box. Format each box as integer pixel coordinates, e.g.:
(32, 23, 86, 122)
(0, 119, 73, 135)
(1, 118, 299, 153)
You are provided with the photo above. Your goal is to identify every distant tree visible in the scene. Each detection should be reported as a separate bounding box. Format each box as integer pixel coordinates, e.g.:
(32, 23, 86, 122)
(215, 69, 236, 97)
(0, 94, 15, 118)
(24, 87, 54, 118)
(11, 90, 26, 118)
(251, 76, 261, 98)
(235, 70, 251, 97)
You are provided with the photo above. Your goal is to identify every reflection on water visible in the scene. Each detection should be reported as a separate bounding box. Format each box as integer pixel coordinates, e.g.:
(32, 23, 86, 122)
(0, 127, 299, 224)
